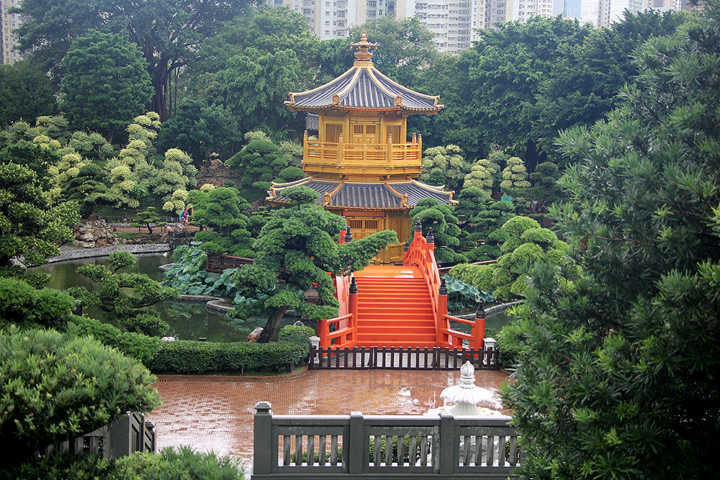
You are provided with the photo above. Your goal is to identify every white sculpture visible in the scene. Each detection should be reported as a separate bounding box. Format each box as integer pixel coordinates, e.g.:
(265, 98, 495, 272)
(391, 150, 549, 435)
(440, 361, 490, 416)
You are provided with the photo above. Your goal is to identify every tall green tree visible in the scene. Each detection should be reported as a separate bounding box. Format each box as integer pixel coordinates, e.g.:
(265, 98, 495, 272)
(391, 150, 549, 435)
(501, 4, 720, 478)
(187, 6, 317, 136)
(60, 30, 153, 142)
(231, 186, 396, 342)
(0, 61, 57, 127)
(156, 98, 241, 164)
(17, 0, 248, 120)
(532, 9, 686, 159)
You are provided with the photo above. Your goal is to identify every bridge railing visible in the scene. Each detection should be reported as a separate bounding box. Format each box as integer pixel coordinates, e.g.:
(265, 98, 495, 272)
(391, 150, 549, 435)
(403, 224, 443, 345)
(308, 346, 499, 370)
(404, 223, 486, 350)
(252, 402, 519, 479)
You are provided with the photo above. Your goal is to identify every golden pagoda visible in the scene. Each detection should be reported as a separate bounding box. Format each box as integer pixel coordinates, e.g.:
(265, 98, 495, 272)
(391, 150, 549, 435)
(267, 33, 454, 263)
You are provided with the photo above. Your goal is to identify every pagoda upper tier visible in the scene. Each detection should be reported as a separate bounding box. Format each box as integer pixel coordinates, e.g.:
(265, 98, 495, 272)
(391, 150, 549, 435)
(285, 32, 443, 182)
(285, 33, 443, 115)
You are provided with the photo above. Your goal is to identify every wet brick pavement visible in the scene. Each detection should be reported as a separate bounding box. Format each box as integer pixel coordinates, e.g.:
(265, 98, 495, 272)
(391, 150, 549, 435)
(149, 368, 510, 465)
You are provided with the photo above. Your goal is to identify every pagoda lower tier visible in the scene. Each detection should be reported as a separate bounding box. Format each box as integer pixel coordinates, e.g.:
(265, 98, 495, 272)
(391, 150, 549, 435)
(267, 177, 455, 263)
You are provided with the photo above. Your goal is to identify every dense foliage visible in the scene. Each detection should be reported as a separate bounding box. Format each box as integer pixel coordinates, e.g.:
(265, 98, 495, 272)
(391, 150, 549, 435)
(0, 161, 79, 272)
(1, 447, 243, 480)
(60, 30, 153, 142)
(0, 327, 160, 464)
(449, 216, 576, 300)
(500, 4, 720, 478)
(0, 61, 57, 128)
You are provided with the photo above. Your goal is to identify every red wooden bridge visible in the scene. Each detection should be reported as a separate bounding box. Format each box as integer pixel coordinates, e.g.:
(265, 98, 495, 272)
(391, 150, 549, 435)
(319, 227, 487, 351)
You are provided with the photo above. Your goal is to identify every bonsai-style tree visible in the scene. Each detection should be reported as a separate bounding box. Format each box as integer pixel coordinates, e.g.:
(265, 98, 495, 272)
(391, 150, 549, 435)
(455, 187, 514, 261)
(500, 156, 531, 193)
(133, 206, 166, 235)
(419, 144, 471, 192)
(463, 149, 507, 195)
(449, 216, 577, 300)
(231, 186, 397, 342)
(226, 131, 301, 193)
(74, 251, 177, 336)
(410, 198, 466, 264)
(187, 186, 254, 257)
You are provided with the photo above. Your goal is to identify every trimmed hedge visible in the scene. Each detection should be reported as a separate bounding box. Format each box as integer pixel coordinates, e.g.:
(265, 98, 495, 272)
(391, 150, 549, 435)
(147, 337, 308, 374)
(67, 315, 312, 374)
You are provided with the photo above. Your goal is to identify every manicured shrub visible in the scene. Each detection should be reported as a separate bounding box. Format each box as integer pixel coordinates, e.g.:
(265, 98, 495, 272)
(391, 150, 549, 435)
(2, 448, 244, 480)
(66, 314, 161, 363)
(0, 327, 160, 463)
(278, 324, 315, 347)
(113, 446, 244, 479)
(0, 277, 75, 329)
(147, 338, 308, 374)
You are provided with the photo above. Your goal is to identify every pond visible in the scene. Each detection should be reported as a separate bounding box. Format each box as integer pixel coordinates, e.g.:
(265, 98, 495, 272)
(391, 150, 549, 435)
(36, 254, 266, 342)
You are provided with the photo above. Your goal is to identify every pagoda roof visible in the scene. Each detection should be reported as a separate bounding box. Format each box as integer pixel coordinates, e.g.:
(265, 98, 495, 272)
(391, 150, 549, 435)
(267, 178, 455, 209)
(285, 33, 443, 114)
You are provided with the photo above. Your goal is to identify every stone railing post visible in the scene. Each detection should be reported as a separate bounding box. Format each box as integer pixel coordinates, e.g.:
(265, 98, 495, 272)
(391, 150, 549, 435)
(253, 402, 273, 475)
(439, 413, 457, 475)
(348, 412, 365, 474)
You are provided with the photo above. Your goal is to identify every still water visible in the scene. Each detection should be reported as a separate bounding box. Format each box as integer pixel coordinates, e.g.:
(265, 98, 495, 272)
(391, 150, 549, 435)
(36, 254, 259, 342)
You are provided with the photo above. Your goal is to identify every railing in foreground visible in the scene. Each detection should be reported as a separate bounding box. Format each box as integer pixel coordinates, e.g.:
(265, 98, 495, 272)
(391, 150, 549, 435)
(44, 412, 154, 459)
(309, 346, 499, 370)
(252, 402, 519, 479)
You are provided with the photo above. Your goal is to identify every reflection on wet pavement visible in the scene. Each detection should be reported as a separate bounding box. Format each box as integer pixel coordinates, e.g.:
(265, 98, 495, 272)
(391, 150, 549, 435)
(149, 368, 510, 463)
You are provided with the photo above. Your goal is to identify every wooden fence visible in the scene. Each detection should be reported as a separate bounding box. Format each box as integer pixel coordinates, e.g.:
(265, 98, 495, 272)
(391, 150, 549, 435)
(308, 346, 500, 370)
(205, 252, 254, 273)
(45, 412, 155, 459)
(252, 402, 519, 479)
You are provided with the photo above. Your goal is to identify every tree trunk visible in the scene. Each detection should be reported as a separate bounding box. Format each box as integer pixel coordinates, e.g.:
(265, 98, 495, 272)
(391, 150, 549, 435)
(151, 65, 169, 121)
(258, 307, 289, 343)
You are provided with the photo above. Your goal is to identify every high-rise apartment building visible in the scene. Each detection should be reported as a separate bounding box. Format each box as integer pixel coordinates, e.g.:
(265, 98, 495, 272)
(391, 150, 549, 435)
(507, 0, 557, 21)
(472, 0, 507, 40)
(265, 0, 499, 53)
(1, 0, 23, 64)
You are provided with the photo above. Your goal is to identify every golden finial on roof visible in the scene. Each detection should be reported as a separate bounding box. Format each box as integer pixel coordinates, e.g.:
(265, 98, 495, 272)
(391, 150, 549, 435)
(351, 31, 377, 65)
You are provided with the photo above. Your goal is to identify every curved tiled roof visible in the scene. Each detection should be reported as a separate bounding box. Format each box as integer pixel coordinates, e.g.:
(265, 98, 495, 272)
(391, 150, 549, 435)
(267, 179, 454, 209)
(286, 65, 442, 113)
(285, 33, 442, 114)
